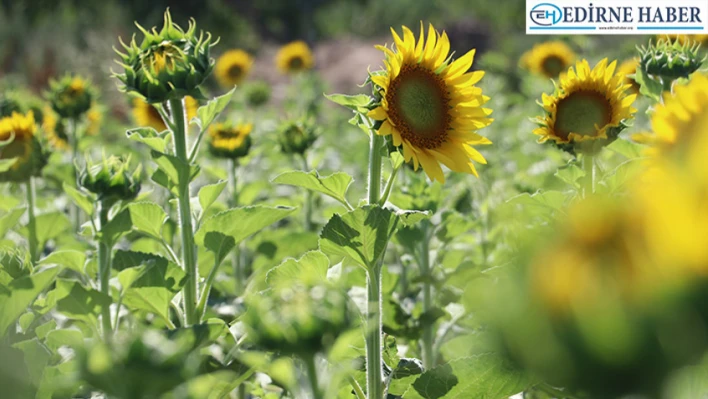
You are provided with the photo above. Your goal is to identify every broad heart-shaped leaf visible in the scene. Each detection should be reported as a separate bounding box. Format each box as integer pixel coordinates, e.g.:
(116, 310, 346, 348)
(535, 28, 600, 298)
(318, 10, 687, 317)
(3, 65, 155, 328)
(324, 93, 373, 112)
(118, 259, 186, 325)
(198, 180, 227, 214)
(193, 88, 236, 131)
(607, 138, 645, 159)
(406, 354, 532, 399)
(101, 208, 133, 244)
(34, 212, 71, 247)
(13, 337, 52, 385)
(62, 183, 94, 216)
(150, 150, 200, 186)
(54, 280, 111, 328)
(203, 232, 235, 267)
(112, 250, 166, 272)
(0, 206, 26, 238)
(126, 127, 171, 153)
(0, 158, 17, 172)
(554, 163, 585, 188)
(38, 250, 86, 275)
(272, 170, 353, 208)
(165, 318, 230, 350)
(265, 250, 329, 288)
(0, 266, 61, 337)
(152, 168, 178, 195)
(195, 205, 296, 246)
(319, 206, 400, 270)
(127, 202, 168, 240)
(44, 329, 85, 352)
(634, 67, 663, 103)
(394, 209, 431, 227)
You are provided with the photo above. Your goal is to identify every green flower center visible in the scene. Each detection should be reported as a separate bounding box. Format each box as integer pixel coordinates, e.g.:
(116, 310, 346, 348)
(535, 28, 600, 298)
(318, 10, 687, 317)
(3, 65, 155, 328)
(541, 55, 566, 77)
(386, 64, 450, 149)
(554, 90, 612, 140)
(288, 57, 304, 70)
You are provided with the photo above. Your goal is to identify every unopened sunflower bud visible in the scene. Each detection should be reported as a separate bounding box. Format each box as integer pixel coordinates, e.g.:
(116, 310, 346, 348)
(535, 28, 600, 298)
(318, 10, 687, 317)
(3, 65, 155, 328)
(207, 122, 253, 159)
(47, 75, 95, 119)
(113, 10, 216, 104)
(80, 155, 141, 205)
(0, 111, 48, 182)
(639, 38, 705, 81)
(244, 81, 271, 108)
(277, 119, 318, 155)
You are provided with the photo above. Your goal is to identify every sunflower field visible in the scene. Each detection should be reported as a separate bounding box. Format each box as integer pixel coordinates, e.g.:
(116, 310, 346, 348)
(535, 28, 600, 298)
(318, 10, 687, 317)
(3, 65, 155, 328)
(1, 1, 708, 398)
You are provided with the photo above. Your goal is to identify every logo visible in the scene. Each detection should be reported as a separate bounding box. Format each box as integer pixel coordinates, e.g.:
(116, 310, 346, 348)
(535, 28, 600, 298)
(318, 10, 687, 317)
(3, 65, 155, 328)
(526, 0, 708, 35)
(530, 3, 563, 26)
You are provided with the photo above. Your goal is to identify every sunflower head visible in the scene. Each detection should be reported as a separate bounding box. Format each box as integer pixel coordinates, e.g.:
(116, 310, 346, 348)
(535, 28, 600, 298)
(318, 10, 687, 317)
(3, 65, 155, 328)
(520, 41, 576, 79)
(46, 75, 95, 119)
(132, 96, 199, 132)
(1, 90, 46, 123)
(244, 80, 271, 107)
(207, 121, 253, 159)
(276, 41, 314, 74)
(86, 105, 104, 136)
(533, 59, 637, 155)
(113, 9, 215, 104)
(639, 37, 705, 81)
(0, 111, 48, 182)
(616, 58, 640, 95)
(633, 73, 708, 162)
(367, 23, 493, 183)
(80, 155, 142, 206)
(277, 119, 317, 155)
(214, 49, 253, 88)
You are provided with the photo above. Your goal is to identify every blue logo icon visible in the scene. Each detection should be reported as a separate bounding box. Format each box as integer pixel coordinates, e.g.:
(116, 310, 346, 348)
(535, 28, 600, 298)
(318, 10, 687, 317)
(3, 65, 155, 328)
(530, 3, 563, 26)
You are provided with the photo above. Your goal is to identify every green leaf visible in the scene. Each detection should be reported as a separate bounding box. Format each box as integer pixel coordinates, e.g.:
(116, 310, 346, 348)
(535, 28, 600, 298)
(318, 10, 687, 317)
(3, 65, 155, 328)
(62, 183, 95, 216)
(272, 170, 353, 208)
(319, 206, 400, 270)
(0, 207, 26, 238)
(324, 93, 372, 112)
(118, 259, 186, 325)
(407, 354, 532, 399)
(203, 232, 235, 267)
(54, 280, 111, 327)
(0, 266, 61, 337)
(128, 202, 168, 240)
(607, 138, 645, 159)
(395, 209, 431, 227)
(13, 338, 52, 385)
(0, 158, 18, 173)
(38, 250, 86, 275)
(150, 150, 192, 185)
(194, 88, 236, 131)
(34, 212, 71, 247)
(126, 127, 171, 153)
(265, 251, 329, 288)
(554, 163, 585, 188)
(505, 191, 568, 212)
(198, 180, 227, 214)
(101, 208, 132, 244)
(112, 250, 165, 271)
(634, 67, 664, 102)
(195, 205, 295, 246)
(44, 329, 84, 352)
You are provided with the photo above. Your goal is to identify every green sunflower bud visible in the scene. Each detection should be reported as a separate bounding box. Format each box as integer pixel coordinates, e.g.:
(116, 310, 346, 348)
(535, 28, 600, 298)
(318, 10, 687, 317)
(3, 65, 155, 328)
(113, 10, 216, 104)
(0, 111, 49, 183)
(277, 119, 318, 155)
(244, 80, 271, 108)
(638, 37, 705, 83)
(207, 121, 253, 159)
(46, 75, 95, 119)
(243, 282, 351, 356)
(80, 155, 141, 206)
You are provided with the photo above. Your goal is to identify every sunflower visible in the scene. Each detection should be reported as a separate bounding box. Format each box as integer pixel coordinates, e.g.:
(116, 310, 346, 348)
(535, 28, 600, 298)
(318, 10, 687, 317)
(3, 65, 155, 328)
(42, 106, 69, 150)
(0, 111, 37, 170)
(633, 73, 708, 160)
(208, 122, 253, 159)
(86, 105, 103, 136)
(520, 41, 576, 79)
(533, 59, 637, 150)
(276, 41, 314, 74)
(367, 23, 493, 183)
(215, 49, 254, 87)
(665, 34, 708, 47)
(132, 96, 199, 131)
(616, 58, 640, 94)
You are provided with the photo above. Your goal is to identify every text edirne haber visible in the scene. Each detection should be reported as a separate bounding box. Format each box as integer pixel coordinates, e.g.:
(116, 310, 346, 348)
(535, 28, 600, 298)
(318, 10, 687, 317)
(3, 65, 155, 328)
(558, 4, 703, 24)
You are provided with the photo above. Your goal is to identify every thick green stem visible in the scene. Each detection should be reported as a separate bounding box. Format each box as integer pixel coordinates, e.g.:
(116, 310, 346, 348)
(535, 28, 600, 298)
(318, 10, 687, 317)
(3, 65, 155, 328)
(305, 355, 324, 399)
(366, 264, 384, 399)
(228, 159, 245, 295)
(368, 133, 384, 205)
(97, 204, 113, 341)
(69, 118, 81, 229)
(582, 154, 595, 198)
(300, 154, 314, 231)
(169, 98, 198, 326)
(419, 225, 434, 370)
(26, 178, 39, 264)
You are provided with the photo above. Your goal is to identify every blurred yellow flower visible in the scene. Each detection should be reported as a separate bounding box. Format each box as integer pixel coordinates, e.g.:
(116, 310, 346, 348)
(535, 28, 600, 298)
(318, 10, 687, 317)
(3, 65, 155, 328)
(367, 23, 493, 183)
(215, 49, 254, 87)
(208, 121, 253, 159)
(86, 105, 103, 136)
(132, 96, 198, 132)
(276, 41, 314, 74)
(0, 111, 37, 168)
(616, 58, 640, 94)
(520, 41, 576, 79)
(533, 59, 637, 146)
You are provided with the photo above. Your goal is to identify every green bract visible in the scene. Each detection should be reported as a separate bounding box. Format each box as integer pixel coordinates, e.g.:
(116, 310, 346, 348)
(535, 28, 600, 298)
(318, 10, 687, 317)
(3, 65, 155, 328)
(244, 81, 271, 108)
(46, 75, 95, 119)
(80, 155, 141, 206)
(639, 38, 705, 80)
(277, 119, 318, 155)
(114, 10, 216, 104)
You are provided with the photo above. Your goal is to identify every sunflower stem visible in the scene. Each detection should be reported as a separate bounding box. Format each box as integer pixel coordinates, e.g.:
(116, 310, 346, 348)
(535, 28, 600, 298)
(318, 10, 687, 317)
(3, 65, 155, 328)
(368, 133, 384, 205)
(169, 98, 198, 326)
(25, 177, 39, 265)
(419, 223, 435, 370)
(378, 161, 402, 206)
(582, 154, 595, 198)
(97, 202, 113, 341)
(68, 117, 81, 230)
(305, 354, 324, 399)
(300, 154, 314, 231)
(228, 159, 245, 294)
